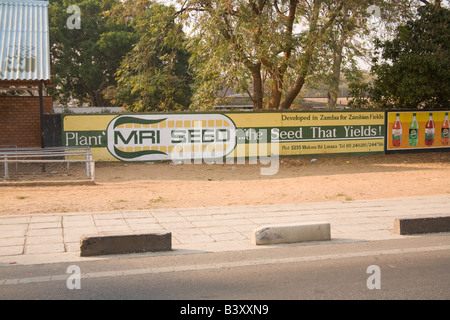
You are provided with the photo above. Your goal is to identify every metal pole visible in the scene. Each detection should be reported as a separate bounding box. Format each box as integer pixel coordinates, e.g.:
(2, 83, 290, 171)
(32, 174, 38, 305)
(4, 155, 9, 180)
(14, 145, 18, 171)
(38, 81, 45, 149)
(86, 153, 90, 178)
(90, 155, 95, 181)
(39, 81, 46, 173)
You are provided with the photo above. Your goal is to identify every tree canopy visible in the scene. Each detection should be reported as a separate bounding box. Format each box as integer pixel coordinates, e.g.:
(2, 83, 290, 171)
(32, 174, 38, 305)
(49, 0, 138, 107)
(106, 0, 193, 112)
(370, 3, 450, 109)
(183, 0, 346, 110)
(48, 0, 449, 111)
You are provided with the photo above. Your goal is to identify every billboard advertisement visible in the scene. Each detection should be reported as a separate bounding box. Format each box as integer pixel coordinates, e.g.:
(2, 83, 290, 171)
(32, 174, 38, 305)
(62, 111, 386, 162)
(387, 111, 450, 151)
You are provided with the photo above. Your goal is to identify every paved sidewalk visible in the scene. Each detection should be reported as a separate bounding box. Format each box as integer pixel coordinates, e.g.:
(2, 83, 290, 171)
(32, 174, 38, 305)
(0, 194, 449, 265)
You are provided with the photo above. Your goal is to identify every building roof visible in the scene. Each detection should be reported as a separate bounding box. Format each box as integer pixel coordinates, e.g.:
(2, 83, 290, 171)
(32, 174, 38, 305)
(0, 0, 50, 81)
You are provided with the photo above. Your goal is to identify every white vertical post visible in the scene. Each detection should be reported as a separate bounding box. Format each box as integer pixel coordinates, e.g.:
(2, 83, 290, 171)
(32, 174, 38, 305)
(86, 153, 90, 178)
(4, 155, 9, 180)
(89, 154, 95, 181)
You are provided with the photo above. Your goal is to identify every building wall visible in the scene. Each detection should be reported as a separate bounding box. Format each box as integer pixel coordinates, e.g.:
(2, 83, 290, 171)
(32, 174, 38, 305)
(0, 96, 53, 148)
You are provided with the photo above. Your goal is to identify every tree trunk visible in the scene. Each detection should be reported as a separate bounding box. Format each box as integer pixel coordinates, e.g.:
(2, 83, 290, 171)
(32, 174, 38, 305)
(88, 91, 96, 107)
(96, 91, 106, 107)
(280, 50, 312, 110)
(279, 1, 343, 110)
(328, 5, 347, 110)
(268, 71, 283, 110)
(251, 63, 263, 110)
(328, 33, 345, 109)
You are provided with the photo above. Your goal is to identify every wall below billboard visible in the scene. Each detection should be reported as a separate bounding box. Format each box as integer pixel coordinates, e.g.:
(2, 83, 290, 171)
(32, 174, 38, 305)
(62, 111, 386, 162)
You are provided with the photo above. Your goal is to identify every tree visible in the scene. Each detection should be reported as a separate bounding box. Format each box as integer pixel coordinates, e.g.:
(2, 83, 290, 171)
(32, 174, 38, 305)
(49, 0, 138, 107)
(308, 0, 369, 109)
(370, 2, 450, 109)
(107, 0, 194, 112)
(182, 0, 345, 110)
(310, 0, 418, 109)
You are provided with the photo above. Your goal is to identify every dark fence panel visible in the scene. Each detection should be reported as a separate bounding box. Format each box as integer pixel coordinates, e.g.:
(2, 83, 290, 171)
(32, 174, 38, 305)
(42, 114, 62, 147)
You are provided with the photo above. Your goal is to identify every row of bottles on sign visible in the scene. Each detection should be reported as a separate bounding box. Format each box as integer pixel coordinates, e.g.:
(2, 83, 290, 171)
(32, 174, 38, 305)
(392, 113, 449, 147)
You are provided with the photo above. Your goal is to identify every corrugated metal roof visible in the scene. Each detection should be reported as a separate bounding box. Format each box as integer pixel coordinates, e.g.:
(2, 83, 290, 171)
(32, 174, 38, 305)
(0, 0, 50, 81)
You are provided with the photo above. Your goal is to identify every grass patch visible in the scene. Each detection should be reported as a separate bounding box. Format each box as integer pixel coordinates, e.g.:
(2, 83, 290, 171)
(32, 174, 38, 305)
(149, 197, 165, 203)
(330, 192, 353, 201)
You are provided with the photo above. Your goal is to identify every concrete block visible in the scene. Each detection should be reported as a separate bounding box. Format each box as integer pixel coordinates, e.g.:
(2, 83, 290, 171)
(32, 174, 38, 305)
(80, 232, 171, 257)
(394, 216, 450, 235)
(252, 222, 331, 245)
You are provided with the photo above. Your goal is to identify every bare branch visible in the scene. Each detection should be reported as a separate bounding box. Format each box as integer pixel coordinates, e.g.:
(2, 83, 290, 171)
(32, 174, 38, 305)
(274, 0, 289, 21)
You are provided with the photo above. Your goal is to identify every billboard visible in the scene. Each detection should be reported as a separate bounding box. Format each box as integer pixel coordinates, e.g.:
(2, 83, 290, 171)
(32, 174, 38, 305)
(62, 111, 386, 162)
(387, 111, 450, 151)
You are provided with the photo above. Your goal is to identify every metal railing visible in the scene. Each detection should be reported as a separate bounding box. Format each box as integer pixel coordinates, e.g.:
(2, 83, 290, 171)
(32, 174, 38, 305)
(0, 147, 95, 182)
(0, 145, 18, 171)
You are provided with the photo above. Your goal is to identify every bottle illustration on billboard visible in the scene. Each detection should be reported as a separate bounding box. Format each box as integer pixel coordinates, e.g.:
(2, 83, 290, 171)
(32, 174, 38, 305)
(409, 113, 419, 147)
(442, 112, 449, 146)
(425, 113, 435, 146)
(392, 113, 402, 147)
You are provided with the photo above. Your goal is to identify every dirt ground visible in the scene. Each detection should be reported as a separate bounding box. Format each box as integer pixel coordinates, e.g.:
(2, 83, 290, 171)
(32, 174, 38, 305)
(0, 152, 449, 215)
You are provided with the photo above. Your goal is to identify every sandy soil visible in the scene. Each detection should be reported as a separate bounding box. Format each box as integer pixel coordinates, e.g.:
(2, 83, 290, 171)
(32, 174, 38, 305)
(0, 152, 449, 215)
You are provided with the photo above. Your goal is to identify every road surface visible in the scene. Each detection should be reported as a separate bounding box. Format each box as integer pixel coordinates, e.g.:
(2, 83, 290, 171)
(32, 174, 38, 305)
(1, 235, 449, 308)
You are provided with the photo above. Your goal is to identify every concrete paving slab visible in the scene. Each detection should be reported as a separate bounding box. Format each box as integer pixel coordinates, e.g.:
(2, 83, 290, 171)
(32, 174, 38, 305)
(0, 237, 25, 246)
(25, 243, 65, 254)
(124, 217, 158, 224)
(0, 229, 27, 238)
(174, 234, 215, 244)
(62, 215, 93, 221)
(211, 233, 247, 241)
(153, 215, 188, 223)
(27, 228, 62, 236)
(94, 219, 126, 227)
(0, 246, 23, 256)
(26, 235, 64, 245)
(128, 223, 165, 232)
(96, 225, 132, 233)
(0, 194, 448, 265)
(30, 216, 61, 223)
(0, 217, 30, 224)
(28, 222, 61, 229)
(63, 220, 95, 228)
(63, 227, 97, 235)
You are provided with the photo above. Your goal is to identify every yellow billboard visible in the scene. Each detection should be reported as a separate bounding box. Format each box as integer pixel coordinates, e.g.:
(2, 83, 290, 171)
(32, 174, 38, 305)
(63, 111, 386, 162)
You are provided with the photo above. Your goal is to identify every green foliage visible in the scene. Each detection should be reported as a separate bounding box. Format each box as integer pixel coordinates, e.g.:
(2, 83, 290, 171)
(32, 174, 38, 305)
(48, 0, 447, 112)
(48, 0, 138, 107)
(184, 0, 347, 110)
(306, 0, 371, 109)
(185, 0, 263, 110)
(109, 1, 193, 112)
(370, 5, 450, 109)
(346, 76, 373, 109)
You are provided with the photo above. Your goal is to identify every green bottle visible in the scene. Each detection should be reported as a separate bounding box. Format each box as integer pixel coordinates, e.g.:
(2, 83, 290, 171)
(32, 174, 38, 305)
(409, 113, 419, 147)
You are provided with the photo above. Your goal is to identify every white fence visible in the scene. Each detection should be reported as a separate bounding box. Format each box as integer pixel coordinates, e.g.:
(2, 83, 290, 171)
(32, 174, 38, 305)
(0, 146, 95, 182)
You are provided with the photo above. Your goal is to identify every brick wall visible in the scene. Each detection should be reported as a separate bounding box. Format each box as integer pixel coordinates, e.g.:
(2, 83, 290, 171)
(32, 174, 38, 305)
(0, 96, 53, 148)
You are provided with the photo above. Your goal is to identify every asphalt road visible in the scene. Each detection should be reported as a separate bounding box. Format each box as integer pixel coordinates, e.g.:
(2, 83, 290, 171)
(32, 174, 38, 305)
(1, 235, 449, 307)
